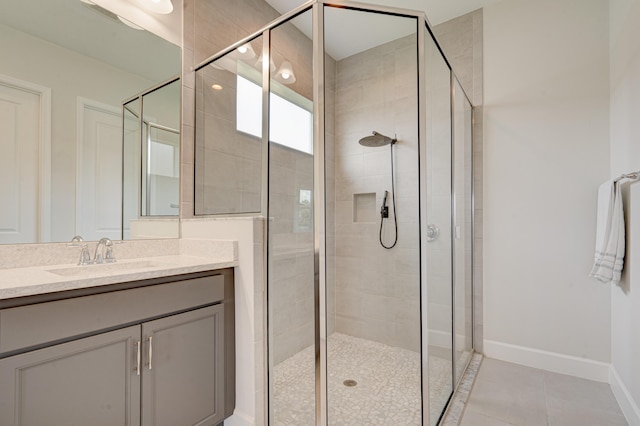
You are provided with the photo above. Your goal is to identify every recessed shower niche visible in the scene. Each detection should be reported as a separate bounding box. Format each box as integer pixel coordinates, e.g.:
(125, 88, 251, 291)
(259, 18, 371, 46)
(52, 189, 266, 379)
(193, 1, 475, 424)
(352, 193, 376, 223)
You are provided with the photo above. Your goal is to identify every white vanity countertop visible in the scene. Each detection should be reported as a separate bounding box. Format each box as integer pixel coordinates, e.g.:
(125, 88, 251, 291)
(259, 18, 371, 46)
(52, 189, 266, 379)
(0, 239, 238, 300)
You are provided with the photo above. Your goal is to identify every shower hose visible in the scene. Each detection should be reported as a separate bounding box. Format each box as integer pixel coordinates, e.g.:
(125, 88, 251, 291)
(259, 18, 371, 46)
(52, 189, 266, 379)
(380, 142, 398, 249)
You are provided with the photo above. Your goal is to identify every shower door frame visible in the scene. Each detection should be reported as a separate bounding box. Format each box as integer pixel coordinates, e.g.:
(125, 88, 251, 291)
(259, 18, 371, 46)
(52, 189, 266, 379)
(191, 1, 476, 424)
(312, 5, 478, 421)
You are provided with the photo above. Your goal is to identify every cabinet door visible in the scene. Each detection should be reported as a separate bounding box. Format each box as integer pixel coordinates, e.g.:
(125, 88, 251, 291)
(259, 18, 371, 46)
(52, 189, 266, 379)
(141, 305, 225, 426)
(0, 325, 141, 426)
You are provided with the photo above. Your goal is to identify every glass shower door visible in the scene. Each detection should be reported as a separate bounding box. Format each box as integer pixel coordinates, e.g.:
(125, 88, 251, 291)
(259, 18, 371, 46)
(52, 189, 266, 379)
(324, 6, 422, 425)
(453, 78, 474, 386)
(267, 10, 316, 426)
(424, 28, 454, 425)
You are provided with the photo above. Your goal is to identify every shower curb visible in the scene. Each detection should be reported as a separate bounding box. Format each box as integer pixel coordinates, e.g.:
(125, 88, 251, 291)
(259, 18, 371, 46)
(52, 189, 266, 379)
(441, 353, 483, 425)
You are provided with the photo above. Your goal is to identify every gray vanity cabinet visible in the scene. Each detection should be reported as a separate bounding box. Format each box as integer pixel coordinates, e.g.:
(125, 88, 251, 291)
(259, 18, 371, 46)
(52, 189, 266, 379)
(0, 325, 142, 425)
(0, 269, 235, 426)
(141, 304, 225, 426)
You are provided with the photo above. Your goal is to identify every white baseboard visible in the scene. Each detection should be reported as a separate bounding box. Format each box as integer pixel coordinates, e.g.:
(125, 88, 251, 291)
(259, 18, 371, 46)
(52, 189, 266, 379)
(610, 366, 640, 426)
(483, 339, 610, 383)
(223, 409, 254, 426)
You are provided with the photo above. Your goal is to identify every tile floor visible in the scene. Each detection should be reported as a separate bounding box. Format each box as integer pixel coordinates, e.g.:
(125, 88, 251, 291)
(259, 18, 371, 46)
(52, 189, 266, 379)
(460, 358, 629, 426)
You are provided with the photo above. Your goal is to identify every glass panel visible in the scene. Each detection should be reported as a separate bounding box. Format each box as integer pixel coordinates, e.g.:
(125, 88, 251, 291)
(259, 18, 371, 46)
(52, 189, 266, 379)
(267, 10, 315, 425)
(122, 98, 140, 240)
(194, 35, 264, 215)
(325, 6, 421, 424)
(140, 79, 181, 217)
(453, 78, 474, 385)
(425, 29, 454, 425)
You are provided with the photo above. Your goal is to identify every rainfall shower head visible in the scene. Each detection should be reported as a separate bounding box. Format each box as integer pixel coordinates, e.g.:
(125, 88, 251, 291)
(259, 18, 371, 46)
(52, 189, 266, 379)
(358, 131, 397, 147)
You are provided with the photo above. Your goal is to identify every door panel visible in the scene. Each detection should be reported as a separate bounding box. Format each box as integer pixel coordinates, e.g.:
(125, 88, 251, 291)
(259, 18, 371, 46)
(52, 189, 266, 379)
(141, 305, 225, 426)
(0, 326, 141, 426)
(0, 81, 42, 243)
(76, 99, 122, 240)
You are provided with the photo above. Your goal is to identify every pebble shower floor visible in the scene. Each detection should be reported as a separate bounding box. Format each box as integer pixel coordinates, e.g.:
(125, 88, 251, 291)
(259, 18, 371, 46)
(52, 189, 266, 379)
(272, 333, 453, 425)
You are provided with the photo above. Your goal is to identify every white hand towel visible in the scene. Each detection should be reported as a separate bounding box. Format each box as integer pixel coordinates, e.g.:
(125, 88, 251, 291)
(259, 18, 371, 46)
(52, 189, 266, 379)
(589, 180, 625, 283)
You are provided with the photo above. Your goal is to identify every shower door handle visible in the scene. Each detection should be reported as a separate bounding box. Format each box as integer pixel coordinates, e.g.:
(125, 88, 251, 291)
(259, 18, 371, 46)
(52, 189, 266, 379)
(427, 224, 440, 242)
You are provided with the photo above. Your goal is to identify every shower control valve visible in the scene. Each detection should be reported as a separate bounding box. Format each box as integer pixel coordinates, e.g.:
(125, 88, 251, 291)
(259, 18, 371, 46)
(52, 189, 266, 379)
(380, 190, 389, 218)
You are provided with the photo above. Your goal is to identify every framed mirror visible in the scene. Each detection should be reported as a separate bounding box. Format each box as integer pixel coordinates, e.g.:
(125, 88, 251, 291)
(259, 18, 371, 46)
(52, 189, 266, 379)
(0, 0, 180, 244)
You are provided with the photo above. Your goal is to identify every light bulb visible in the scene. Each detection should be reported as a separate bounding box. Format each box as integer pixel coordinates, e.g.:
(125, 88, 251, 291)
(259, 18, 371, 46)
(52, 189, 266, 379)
(275, 61, 296, 84)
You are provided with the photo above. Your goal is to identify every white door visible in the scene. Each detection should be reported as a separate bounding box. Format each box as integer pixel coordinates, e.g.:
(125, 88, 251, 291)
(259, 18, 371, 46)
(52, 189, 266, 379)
(0, 76, 50, 244)
(76, 98, 122, 241)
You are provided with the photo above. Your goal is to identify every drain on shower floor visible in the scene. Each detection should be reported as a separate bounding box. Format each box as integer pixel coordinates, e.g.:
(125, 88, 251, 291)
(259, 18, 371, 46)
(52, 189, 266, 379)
(343, 379, 357, 387)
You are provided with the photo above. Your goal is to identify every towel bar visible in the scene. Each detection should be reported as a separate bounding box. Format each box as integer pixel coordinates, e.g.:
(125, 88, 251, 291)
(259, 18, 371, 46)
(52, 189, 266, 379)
(614, 171, 639, 182)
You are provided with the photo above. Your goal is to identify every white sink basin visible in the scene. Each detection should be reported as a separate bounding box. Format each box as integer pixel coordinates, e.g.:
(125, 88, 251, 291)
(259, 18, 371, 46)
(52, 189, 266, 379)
(47, 260, 164, 277)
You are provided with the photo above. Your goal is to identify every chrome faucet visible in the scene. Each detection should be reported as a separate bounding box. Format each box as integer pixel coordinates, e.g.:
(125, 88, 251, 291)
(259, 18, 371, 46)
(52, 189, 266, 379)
(93, 238, 116, 264)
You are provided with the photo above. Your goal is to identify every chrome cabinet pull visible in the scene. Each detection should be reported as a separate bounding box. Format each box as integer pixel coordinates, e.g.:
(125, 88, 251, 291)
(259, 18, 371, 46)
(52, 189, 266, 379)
(136, 340, 141, 376)
(148, 336, 153, 370)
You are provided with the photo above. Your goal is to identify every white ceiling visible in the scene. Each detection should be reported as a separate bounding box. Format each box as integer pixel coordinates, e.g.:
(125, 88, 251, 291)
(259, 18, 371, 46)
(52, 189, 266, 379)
(266, 0, 503, 60)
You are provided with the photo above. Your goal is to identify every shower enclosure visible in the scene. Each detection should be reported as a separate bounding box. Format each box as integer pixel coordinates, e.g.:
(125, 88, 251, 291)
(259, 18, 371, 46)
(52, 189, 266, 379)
(193, 1, 474, 424)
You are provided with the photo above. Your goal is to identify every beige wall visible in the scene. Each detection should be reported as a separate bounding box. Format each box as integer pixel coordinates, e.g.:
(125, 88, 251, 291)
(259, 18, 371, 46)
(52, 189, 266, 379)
(483, 0, 611, 377)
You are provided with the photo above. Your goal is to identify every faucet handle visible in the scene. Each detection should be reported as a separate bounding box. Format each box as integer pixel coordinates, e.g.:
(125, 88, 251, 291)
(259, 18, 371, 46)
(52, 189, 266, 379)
(78, 244, 92, 265)
(68, 235, 85, 247)
(104, 246, 117, 263)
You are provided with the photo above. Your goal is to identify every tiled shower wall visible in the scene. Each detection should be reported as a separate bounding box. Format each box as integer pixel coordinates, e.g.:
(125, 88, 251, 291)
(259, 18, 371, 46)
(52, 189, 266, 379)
(191, 6, 315, 215)
(182, 0, 282, 218)
(269, 145, 315, 365)
(332, 35, 421, 352)
(268, 49, 338, 364)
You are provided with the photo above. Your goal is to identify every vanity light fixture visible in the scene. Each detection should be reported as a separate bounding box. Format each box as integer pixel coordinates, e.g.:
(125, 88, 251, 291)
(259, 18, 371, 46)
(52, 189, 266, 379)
(211, 84, 223, 91)
(139, 0, 174, 14)
(118, 16, 145, 30)
(234, 43, 256, 60)
(275, 61, 296, 84)
(255, 55, 277, 73)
